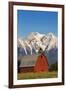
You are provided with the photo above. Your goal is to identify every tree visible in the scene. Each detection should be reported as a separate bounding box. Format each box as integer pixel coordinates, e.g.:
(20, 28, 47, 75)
(38, 48, 43, 54)
(49, 61, 58, 71)
(17, 59, 21, 73)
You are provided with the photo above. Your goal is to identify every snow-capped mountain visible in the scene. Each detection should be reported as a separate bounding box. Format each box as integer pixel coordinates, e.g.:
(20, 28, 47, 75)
(17, 32, 58, 65)
(18, 32, 57, 55)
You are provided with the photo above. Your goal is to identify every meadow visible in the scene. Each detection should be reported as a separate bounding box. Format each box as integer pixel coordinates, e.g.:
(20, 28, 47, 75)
(17, 71, 57, 80)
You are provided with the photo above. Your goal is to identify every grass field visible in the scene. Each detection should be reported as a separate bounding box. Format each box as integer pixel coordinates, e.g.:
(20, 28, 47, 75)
(17, 71, 57, 80)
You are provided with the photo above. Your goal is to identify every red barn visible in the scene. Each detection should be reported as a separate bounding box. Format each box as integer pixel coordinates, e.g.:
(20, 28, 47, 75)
(34, 54, 48, 72)
(19, 53, 48, 73)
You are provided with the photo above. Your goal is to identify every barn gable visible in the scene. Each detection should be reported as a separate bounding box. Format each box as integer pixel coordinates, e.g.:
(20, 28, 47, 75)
(34, 54, 48, 72)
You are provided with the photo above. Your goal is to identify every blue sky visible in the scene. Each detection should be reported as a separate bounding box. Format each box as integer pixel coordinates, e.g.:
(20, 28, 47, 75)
(17, 10, 58, 38)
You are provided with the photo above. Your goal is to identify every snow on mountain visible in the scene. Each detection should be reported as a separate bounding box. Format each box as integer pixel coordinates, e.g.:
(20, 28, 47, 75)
(27, 32, 45, 41)
(46, 33, 57, 51)
(18, 39, 27, 55)
(17, 32, 57, 55)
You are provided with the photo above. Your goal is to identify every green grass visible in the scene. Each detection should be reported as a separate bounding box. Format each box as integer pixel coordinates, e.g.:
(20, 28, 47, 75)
(17, 71, 57, 80)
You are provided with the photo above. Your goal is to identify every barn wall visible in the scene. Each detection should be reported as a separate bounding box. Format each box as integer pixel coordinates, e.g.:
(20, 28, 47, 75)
(19, 66, 34, 73)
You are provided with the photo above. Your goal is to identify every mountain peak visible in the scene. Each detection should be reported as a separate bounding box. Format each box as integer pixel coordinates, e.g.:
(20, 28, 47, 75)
(31, 32, 39, 35)
(18, 32, 57, 55)
(48, 32, 54, 35)
(27, 32, 44, 41)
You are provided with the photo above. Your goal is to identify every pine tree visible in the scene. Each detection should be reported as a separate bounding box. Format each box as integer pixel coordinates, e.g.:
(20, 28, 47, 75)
(38, 47, 43, 54)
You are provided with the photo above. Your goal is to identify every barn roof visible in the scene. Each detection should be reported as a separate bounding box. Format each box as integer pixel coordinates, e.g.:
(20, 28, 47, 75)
(19, 55, 38, 67)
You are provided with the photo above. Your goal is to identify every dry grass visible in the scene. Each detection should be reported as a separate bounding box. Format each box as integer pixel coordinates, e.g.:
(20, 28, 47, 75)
(17, 71, 57, 80)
